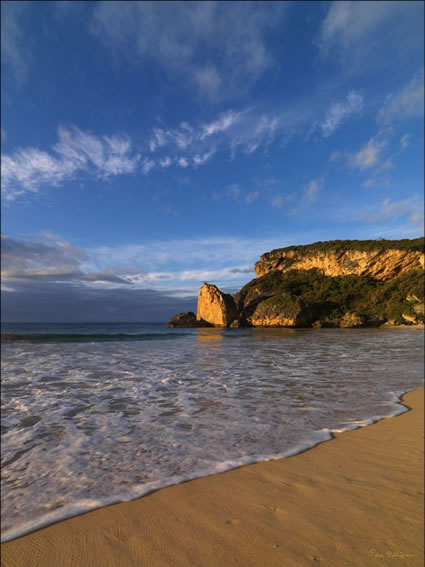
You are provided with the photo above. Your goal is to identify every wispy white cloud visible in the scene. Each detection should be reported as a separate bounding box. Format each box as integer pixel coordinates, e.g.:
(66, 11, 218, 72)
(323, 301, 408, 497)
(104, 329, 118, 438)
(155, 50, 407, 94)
(331, 129, 390, 171)
(270, 193, 293, 208)
(378, 69, 424, 124)
(142, 157, 155, 174)
(149, 107, 286, 166)
(349, 138, 385, 170)
(90, 1, 286, 101)
(1, 125, 142, 200)
(289, 177, 324, 215)
(87, 235, 298, 275)
(303, 177, 324, 206)
(224, 183, 258, 205)
(55, 126, 141, 176)
(365, 195, 424, 229)
(200, 111, 242, 140)
(244, 191, 259, 205)
(159, 156, 172, 168)
(2, 147, 77, 201)
(148, 125, 194, 154)
(358, 129, 411, 189)
(400, 134, 410, 151)
(125, 266, 255, 288)
(177, 157, 189, 168)
(194, 65, 222, 99)
(193, 149, 215, 167)
(146, 106, 286, 172)
(319, 91, 363, 137)
(149, 127, 169, 152)
(362, 176, 394, 189)
(3, 106, 282, 201)
(318, 1, 422, 62)
(375, 159, 393, 174)
(3, 232, 305, 300)
(1, 1, 30, 86)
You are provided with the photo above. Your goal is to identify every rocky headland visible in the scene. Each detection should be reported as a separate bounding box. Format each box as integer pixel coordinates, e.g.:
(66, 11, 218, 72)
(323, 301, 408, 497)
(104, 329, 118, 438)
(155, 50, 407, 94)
(168, 238, 425, 329)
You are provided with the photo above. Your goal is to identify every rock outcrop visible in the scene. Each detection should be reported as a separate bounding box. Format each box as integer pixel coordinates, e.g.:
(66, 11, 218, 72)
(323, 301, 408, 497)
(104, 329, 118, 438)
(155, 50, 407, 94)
(167, 312, 211, 328)
(339, 312, 364, 328)
(255, 239, 424, 281)
(196, 283, 238, 327)
(249, 300, 312, 327)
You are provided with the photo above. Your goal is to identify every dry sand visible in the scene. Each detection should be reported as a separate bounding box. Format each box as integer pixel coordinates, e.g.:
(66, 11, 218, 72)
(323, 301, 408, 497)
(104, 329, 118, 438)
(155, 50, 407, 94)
(1, 389, 424, 567)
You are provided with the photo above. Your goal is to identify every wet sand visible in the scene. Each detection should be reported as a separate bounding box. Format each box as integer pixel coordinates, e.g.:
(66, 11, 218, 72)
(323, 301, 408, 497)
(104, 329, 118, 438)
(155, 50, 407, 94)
(1, 389, 423, 567)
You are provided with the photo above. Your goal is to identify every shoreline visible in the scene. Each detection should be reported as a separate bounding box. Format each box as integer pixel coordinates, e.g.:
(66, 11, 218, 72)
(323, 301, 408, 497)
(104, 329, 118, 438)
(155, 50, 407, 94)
(0, 387, 416, 544)
(2, 388, 423, 566)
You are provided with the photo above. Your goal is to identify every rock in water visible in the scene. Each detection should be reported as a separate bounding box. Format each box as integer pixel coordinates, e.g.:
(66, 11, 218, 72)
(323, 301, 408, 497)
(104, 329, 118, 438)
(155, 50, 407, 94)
(167, 312, 212, 328)
(196, 283, 238, 327)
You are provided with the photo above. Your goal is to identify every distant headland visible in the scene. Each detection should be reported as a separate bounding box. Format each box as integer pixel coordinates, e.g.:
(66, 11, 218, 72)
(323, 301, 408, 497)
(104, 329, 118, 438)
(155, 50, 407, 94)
(169, 237, 425, 329)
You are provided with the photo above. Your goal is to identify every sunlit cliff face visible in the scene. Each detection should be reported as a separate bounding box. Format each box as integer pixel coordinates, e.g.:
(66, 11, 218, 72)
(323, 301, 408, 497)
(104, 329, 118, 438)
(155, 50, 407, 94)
(255, 249, 425, 281)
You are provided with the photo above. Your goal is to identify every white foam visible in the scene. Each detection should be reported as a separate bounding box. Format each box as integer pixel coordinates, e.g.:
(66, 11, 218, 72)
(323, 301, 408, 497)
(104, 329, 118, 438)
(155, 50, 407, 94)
(1, 389, 417, 544)
(1, 330, 423, 543)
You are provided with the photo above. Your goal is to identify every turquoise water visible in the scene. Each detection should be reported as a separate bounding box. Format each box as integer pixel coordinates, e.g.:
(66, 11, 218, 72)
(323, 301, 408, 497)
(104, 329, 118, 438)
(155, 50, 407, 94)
(1, 323, 424, 542)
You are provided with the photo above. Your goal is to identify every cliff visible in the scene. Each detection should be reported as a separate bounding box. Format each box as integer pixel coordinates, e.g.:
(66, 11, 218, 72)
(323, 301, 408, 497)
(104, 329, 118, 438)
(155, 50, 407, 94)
(234, 267, 424, 328)
(255, 238, 424, 280)
(168, 238, 425, 329)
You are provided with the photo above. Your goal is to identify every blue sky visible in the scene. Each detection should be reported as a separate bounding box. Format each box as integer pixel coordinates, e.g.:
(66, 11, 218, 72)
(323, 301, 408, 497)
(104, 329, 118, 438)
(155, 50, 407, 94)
(1, 1, 424, 321)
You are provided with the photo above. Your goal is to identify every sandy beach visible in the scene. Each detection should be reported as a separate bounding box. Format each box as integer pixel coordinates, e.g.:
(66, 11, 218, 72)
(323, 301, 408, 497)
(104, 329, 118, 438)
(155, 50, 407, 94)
(1, 389, 423, 567)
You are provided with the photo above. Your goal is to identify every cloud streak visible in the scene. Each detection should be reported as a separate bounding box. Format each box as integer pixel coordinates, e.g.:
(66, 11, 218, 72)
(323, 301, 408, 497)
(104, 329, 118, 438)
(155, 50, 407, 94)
(90, 1, 286, 101)
(1, 105, 299, 201)
(365, 195, 424, 230)
(320, 91, 363, 137)
(1, 125, 141, 200)
(3, 233, 294, 298)
(1, 1, 30, 86)
(289, 177, 324, 215)
(378, 68, 425, 124)
(331, 129, 390, 171)
(318, 1, 422, 62)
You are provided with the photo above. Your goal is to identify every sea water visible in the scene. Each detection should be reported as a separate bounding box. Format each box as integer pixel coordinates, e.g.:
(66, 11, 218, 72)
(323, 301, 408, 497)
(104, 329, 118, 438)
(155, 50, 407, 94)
(1, 323, 424, 542)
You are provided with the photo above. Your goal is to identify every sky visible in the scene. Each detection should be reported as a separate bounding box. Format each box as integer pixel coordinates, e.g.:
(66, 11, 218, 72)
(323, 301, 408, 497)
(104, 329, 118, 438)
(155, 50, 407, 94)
(1, 0, 424, 322)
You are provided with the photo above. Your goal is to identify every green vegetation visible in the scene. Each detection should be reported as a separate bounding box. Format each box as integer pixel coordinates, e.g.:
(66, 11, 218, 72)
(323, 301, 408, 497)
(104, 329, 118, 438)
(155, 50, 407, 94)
(235, 268, 425, 326)
(263, 237, 424, 259)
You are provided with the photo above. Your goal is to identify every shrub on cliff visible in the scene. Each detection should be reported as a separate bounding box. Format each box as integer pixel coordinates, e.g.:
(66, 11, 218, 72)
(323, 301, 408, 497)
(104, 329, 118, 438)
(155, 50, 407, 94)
(265, 237, 424, 257)
(235, 268, 424, 327)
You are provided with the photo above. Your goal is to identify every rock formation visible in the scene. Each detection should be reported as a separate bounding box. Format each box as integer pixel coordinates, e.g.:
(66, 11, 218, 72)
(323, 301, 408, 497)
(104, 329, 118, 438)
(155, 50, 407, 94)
(255, 240, 424, 281)
(196, 283, 238, 327)
(168, 238, 424, 329)
(339, 312, 364, 328)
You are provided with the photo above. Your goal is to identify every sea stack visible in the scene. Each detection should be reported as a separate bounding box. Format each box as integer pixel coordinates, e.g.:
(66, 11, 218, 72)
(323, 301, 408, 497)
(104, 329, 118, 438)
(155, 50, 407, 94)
(196, 283, 238, 328)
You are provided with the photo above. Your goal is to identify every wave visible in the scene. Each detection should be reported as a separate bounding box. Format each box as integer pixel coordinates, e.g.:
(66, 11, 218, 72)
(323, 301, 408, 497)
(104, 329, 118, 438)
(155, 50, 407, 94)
(1, 332, 190, 344)
(0, 388, 415, 544)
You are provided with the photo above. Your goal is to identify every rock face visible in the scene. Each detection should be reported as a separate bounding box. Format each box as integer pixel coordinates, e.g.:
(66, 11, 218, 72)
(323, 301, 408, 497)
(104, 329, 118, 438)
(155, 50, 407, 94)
(255, 241, 424, 281)
(168, 312, 211, 328)
(196, 283, 238, 327)
(339, 312, 364, 328)
(250, 304, 309, 327)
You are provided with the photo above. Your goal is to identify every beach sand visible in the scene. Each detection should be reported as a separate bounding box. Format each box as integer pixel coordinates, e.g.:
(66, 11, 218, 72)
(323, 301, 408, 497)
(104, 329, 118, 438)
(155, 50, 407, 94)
(1, 389, 423, 567)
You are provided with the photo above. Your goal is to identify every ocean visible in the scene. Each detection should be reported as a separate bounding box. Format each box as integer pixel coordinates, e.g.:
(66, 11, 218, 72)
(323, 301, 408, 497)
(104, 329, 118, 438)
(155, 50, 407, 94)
(1, 322, 424, 542)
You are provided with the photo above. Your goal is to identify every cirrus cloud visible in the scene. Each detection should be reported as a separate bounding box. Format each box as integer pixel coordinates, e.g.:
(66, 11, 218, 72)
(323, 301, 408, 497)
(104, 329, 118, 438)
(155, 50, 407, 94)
(90, 1, 287, 102)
